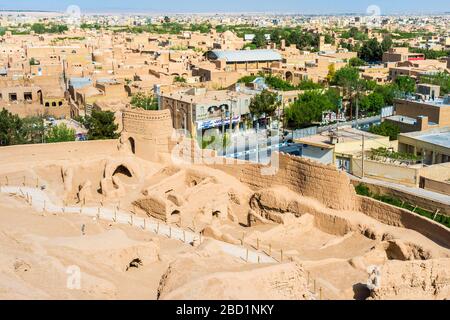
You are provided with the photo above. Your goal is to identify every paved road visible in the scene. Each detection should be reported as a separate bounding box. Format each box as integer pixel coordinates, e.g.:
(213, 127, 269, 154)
(0, 185, 276, 264)
(350, 175, 450, 205)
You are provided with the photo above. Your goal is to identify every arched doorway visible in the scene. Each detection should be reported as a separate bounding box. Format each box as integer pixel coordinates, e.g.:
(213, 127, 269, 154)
(128, 137, 135, 154)
(285, 71, 293, 83)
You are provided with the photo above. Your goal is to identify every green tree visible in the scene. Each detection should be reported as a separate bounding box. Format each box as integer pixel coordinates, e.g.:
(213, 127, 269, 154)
(252, 32, 267, 48)
(358, 38, 384, 63)
(130, 92, 158, 110)
(368, 121, 400, 141)
(0, 108, 24, 146)
(285, 90, 335, 128)
(395, 76, 416, 95)
(359, 92, 385, 114)
(348, 57, 366, 67)
(31, 23, 46, 34)
(85, 110, 119, 140)
(29, 57, 39, 65)
(374, 83, 399, 105)
(331, 66, 360, 89)
(45, 123, 76, 143)
(381, 35, 393, 52)
(249, 89, 279, 118)
(22, 116, 45, 144)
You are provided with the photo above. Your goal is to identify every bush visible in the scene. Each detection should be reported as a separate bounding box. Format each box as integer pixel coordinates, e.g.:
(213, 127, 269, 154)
(355, 183, 371, 197)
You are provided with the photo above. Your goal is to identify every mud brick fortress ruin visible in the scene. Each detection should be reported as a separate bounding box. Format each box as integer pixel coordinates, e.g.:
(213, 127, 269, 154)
(0, 108, 449, 300)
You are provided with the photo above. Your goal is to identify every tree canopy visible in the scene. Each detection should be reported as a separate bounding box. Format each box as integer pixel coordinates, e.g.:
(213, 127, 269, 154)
(45, 123, 76, 143)
(285, 90, 337, 128)
(358, 38, 384, 63)
(369, 121, 400, 141)
(85, 110, 119, 140)
(130, 92, 159, 110)
(249, 90, 279, 117)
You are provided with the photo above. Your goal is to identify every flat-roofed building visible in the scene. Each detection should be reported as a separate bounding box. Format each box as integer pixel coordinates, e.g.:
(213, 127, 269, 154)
(398, 127, 450, 165)
(383, 47, 425, 63)
(160, 87, 254, 138)
(384, 96, 450, 132)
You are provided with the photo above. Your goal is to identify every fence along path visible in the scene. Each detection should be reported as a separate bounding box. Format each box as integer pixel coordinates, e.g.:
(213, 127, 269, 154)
(0, 185, 276, 264)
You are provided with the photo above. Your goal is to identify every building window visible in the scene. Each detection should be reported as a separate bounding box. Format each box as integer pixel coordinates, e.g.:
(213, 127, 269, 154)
(58, 101, 63, 106)
(45, 102, 50, 107)
(24, 92, 32, 100)
(9, 93, 17, 102)
(52, 102, 56, 107)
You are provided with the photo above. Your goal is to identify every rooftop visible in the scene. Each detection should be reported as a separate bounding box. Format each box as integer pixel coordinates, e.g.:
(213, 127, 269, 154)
(397, 96, 450, 108)
(207, 49, 282, 63)
(296, 126, 384, 148)
(401, 127, 450, 149)
(162, 88, 253, 105)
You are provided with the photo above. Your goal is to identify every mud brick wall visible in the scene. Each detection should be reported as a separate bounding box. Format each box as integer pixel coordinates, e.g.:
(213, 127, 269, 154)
(211, 152, 358, 211)
(359, 196, 450, 248)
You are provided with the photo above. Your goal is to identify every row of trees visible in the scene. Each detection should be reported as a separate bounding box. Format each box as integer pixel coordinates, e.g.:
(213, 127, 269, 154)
(238, 74, 323, 91)
(0, 109, 75, 146)
(251, 29, 322, 51)
(242, 65, 419, 132)
(1, 108, 120, 147)
(30, 23, 68, 34)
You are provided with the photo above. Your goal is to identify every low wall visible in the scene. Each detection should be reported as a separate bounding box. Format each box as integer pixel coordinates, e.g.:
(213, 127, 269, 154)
(351, 158, 420, 186)
(420, 177, 450, 196)
(359, 196, 450, 248)
(350, 179, 450, 216)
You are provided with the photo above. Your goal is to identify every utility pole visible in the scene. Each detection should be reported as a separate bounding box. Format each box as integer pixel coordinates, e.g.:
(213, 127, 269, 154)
(361, 133, 365, 179)
(221, 106, 226, 156)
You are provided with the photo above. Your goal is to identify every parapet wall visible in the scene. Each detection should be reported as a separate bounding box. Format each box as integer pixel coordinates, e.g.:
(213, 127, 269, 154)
(210, 152, 358, 211)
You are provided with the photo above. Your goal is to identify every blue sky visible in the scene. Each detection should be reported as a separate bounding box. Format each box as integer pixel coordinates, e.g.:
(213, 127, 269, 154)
(0, 0, 449, 14)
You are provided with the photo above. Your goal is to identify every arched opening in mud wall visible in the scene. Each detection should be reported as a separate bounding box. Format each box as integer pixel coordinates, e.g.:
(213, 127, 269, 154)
(128, 137, 136, 154)
(171, 210, 181, 224)
(113, 165, 133, 177)
(112, 164, 137, 184)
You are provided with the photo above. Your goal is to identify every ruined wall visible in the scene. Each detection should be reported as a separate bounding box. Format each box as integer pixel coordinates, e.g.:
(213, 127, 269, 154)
(359, 196, 450, 248)
(210, 152, 358, 211)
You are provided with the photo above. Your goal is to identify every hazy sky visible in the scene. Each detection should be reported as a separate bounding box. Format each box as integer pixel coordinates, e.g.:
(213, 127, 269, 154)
(0, 0, 449, 14)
